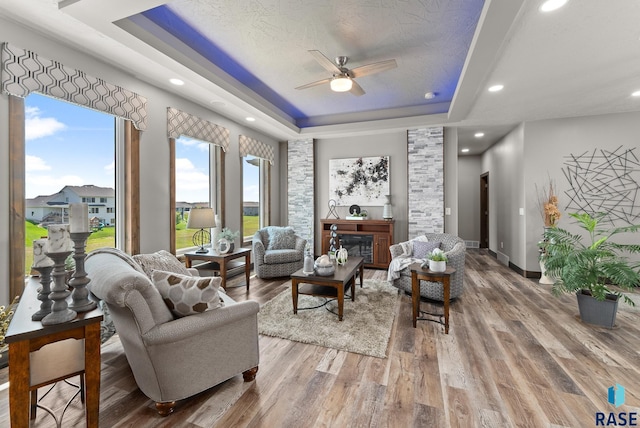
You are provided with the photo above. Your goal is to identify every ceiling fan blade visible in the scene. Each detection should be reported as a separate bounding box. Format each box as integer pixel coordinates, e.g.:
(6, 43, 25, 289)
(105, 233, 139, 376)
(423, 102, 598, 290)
(350, 80, 365, 96)
(295, 77, 332, 90)
(308, 50, 342, 74)
(350, 59, 397, 78)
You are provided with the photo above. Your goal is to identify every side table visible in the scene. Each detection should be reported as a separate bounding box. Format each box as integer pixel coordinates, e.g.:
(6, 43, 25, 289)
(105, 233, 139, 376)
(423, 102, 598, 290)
(5, 277, 103, 427)
(184, 247, 251, 290)
(410, 264, 456, 333)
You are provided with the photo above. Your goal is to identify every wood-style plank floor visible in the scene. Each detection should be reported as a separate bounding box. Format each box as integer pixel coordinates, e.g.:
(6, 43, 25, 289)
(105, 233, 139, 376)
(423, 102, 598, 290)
(1, 249, 639, 427)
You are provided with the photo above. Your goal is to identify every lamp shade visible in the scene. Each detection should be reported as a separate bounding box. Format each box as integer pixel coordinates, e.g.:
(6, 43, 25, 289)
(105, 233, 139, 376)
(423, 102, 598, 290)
(187, 208, 216, 229)
(330, 76, 353, 92)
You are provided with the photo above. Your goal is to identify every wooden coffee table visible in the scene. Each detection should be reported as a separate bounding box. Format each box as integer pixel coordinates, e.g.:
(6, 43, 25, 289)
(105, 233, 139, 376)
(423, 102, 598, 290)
(184, 247, 251, 290)
(290, 256, 364, 321)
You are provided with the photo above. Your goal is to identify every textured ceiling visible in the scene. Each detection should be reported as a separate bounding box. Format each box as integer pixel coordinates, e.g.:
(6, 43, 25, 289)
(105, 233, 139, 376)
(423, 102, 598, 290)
(2, 0, 640, 156)
(126, 0, 484, 127)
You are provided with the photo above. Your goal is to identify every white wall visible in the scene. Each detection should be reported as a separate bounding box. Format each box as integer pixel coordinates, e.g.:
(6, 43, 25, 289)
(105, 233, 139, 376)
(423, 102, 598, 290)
(457, 155, 482, 242)
(0, 18, 281, 304)
(444, 127, 459, 236)
(481, 124, 525, 267)
(315, 131, 409, 249)
(480, 111, 640, 274)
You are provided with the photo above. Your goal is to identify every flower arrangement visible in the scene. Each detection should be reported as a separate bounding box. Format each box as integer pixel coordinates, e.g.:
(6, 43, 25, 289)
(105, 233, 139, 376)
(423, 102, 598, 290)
(536, 179, 561, 227)
(219, 227, 240, 241)
(426, 248, 448, 262)
(0, 295, 20, 359)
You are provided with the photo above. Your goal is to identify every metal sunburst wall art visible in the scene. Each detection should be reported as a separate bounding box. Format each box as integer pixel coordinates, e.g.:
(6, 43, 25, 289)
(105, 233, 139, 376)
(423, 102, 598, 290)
(562, 146, 640, 225)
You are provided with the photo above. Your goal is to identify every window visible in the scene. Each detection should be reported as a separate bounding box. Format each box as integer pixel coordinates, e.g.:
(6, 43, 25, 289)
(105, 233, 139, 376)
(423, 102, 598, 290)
(107, 207, 114, 213)
(100, 197, 107, 203)
(242, 155, 269, 242)
(174, 136, 220, 252)
(25, 93, 117, 274)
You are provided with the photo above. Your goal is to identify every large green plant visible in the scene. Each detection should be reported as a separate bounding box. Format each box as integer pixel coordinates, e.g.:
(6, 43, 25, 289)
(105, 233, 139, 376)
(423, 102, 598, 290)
(543, 212, 640, 305)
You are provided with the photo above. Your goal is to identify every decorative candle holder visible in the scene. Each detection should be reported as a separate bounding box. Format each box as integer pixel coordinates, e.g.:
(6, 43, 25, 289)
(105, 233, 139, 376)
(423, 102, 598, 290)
(31, 265, 54, 321)
(41, 250, 77, 326)
(69, 231, 97, 312)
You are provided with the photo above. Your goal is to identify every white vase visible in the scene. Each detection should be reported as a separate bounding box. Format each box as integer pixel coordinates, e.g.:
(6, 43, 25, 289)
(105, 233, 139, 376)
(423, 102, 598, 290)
(539, 260, 555, 284)
(383, 195, 393, 220)
(429, 260, 446, 272)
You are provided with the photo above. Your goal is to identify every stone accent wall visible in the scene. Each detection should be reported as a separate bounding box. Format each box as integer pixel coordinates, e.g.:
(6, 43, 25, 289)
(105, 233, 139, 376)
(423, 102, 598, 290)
(407, 127, 444, 237)
(288, 139, 314, 250)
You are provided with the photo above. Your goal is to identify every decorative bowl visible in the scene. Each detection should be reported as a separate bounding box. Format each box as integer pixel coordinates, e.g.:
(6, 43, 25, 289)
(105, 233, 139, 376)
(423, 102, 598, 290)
(314, 262, 335, 276)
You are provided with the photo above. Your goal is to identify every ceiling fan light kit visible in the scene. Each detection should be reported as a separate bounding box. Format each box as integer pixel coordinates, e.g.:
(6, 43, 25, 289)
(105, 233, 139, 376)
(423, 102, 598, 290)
(296, 50, 396, 96)
(330, 76, 353, 92)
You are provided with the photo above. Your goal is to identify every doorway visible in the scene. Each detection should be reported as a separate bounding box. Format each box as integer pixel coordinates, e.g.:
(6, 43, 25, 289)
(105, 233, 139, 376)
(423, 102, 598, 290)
(480, 172, 489, 248)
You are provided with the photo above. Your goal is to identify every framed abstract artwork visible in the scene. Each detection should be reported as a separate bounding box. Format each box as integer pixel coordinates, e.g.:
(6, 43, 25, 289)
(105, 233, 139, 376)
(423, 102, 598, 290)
(329, 156, 390, 206)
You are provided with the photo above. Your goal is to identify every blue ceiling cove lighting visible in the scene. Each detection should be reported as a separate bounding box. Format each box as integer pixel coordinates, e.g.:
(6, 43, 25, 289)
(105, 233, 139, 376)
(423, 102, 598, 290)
(141, 6, 306, 120)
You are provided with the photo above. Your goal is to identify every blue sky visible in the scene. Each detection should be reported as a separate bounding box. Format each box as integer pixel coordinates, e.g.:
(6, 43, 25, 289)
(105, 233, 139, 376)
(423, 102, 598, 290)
(25, 93, 259, 203)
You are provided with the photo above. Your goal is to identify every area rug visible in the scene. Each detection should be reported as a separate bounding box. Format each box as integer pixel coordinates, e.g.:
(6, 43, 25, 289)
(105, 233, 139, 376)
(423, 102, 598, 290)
(258, 279, 400, 358)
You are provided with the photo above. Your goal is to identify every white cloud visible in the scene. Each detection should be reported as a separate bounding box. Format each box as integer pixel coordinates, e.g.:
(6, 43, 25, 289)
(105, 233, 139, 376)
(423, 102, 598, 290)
(243, 185, 259, 203)
(25, 106, 66, 140)
(25, 155, 51, 172)
(25, 174, 84, 198)
(104, 161, 115, 172)
(175, 158, 210, 202)
(177, 137, 210, 152)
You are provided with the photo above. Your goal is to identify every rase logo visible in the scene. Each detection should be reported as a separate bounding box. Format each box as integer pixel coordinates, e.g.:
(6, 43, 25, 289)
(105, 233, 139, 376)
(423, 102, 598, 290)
(596, 384, 637, 426)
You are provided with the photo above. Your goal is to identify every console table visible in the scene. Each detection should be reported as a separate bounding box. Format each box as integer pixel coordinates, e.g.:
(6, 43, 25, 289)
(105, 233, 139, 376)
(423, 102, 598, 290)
(321, 219, 394, 268)
(5, 277, 103, 427)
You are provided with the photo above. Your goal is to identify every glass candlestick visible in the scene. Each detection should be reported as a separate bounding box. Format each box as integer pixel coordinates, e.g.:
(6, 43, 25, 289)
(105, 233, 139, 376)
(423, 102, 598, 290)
(41, 250, 77, 326)
(69, 232, 97, 312)
(31, 265, 54, 321)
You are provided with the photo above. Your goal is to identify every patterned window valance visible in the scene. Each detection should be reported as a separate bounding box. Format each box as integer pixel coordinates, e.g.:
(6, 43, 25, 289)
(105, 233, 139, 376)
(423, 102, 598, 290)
(167, 107, 229, 151)
(1, 43, 147, 131)
(239, 135, 274, 164)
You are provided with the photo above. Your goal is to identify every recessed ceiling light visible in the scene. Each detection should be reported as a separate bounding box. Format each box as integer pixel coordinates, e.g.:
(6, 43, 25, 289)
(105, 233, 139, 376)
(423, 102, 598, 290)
(424, 92, 437, 99)
(632, 90, 640, 97)
(488, 84, 504, 92)
(245, 117, 256, 122)
(461, 148, 470, 153)
(474, 132, 485, 138)
(169, 78, 184, 86)
(540, 0, 568, 13)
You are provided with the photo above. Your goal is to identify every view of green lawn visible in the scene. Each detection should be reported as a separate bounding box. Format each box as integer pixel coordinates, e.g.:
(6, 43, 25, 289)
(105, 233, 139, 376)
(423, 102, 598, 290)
(23, 214, 261, 273)
(24, 221, 115, 274)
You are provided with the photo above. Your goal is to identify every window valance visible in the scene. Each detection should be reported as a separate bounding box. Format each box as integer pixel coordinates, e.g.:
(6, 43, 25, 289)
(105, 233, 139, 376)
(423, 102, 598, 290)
(239, 135, 274, 164)
(1, 43, 148, 131)
(167, 107, 229, 151)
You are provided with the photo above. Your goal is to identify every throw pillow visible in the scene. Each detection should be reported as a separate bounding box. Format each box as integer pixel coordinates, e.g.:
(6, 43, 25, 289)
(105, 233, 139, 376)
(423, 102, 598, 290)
(151, 270, 224, 318)
(412, 240, 442, 259)
(133, 250, 190, 279)
(266, 226, 297, 250)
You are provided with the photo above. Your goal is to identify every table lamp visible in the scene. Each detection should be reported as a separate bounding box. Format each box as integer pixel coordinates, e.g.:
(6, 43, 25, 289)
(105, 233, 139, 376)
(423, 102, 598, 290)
(186, 208, 216, 253)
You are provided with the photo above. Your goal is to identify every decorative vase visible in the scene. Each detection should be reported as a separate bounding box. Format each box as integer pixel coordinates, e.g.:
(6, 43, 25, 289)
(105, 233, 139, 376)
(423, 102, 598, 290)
(539, 260, 555, 284)
(303, 250, 315, 274)
(429, 260, 446, 272)
(336, 246, 349, 266)
(383, 195, 393, 220)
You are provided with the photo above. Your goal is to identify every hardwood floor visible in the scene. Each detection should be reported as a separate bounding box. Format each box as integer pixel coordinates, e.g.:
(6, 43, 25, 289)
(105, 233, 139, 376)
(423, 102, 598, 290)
(1, 249, 639, 427)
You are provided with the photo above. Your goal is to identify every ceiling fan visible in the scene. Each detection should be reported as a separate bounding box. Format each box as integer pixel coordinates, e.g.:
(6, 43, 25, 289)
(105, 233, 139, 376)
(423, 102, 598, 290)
(295, 50, 397, 96)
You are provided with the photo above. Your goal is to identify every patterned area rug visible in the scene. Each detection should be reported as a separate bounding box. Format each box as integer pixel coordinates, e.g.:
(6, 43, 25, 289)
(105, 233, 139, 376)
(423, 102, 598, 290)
(258, 279, 400, 358)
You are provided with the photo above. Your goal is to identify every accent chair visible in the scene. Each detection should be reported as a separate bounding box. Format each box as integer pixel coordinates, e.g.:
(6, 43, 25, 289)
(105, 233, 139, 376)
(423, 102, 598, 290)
(252, 226, 306, 278)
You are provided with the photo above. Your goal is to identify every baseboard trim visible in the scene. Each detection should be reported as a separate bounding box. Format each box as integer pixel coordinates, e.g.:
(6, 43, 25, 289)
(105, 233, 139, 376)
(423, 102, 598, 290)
(483, 249, 541, 279)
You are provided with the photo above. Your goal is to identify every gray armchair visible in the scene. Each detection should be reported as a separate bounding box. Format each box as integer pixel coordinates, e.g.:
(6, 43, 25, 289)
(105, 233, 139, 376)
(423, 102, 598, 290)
(389, 233, 466, 301)
(252, 226, 306, 278)
(85, 248, 259, 416)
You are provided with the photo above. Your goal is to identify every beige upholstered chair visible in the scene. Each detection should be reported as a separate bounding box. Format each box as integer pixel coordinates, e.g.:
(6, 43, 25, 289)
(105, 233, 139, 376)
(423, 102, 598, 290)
(85, 248, 259, 416)
(252, 226, 306, 278)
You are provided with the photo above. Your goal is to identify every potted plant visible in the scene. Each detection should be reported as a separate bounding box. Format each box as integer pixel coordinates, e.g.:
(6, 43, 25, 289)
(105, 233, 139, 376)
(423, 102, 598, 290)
(425, 248, 448, 272)
(0, 295, 20, 368)
(218, 228, 240, 252)
(543, 212, 640, 328)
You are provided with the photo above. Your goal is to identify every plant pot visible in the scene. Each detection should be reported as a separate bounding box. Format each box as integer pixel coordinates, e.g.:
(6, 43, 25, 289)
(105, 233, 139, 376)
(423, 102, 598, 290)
(538, 260, 555, 284)
(428, 260, 446, 272)
(576, 290, 619, 328)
